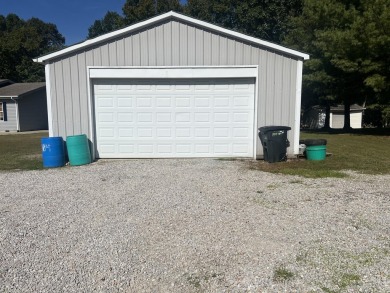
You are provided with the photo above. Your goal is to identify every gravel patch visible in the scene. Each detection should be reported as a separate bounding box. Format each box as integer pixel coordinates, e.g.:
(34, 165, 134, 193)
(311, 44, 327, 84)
(1, 159, 389, 292)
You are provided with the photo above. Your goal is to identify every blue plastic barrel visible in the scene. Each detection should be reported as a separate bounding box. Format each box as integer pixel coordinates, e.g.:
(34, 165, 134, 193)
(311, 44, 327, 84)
(41, 137, 66, 168)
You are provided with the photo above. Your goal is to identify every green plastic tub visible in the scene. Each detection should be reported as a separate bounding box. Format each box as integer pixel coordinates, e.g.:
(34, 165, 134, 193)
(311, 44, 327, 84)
(306, 145, 326, 161)
(66, 134, 91, 166)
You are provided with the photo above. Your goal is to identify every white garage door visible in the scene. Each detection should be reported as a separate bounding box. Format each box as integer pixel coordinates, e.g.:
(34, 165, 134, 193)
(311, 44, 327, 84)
(93, 78, 255, 158)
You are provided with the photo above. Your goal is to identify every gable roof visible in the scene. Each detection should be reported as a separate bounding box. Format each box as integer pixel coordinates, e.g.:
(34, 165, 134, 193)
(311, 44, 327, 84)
(0, 79, 14, 88)
(0, 82, 46, 98)
(34, 11, 309, 63)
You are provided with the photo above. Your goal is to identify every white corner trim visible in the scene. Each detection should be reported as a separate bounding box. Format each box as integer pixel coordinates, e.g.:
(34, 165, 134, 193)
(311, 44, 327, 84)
(86, 70, 96, 160)
(253, 69, 259, 160)
(45, 64, 54, 137)
(294, 60, 303, 155)
(35, 11, 309, 63)
(88, 66, 258, 79)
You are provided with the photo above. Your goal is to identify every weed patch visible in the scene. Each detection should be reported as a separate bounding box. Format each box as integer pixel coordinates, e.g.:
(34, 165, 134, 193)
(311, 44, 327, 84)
(273, 267, 294, 282)
(338, 273, 361, 289)
(266, 183, 279, 190)
(184, 271, 222, 289)
(293, 245, 388, 291)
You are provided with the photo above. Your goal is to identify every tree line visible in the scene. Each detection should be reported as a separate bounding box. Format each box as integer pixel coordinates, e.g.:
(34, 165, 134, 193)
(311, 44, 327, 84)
(0, 0, 389, 128)
(0, 14, 64, 82)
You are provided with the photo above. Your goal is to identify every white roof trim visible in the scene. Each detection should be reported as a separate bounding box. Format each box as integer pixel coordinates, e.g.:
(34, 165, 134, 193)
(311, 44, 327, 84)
(34, 11, 309, 63)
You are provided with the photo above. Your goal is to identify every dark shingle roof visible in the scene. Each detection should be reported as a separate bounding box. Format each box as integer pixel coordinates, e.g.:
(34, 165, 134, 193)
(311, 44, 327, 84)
(0, 79, 14, 88)
(0, 82, 45, 98)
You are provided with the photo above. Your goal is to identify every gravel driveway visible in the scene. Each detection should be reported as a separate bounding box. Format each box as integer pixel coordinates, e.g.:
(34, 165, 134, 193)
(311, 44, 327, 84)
(1, 159, 389, 292)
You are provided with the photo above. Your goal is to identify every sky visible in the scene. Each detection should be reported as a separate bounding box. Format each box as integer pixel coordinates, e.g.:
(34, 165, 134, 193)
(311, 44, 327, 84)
(0, 0, 186, 46)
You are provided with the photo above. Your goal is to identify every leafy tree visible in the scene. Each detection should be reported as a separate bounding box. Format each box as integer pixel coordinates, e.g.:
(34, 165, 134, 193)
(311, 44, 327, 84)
(157, 0, 182, 14)
(88, 11, 124, 39)
(122, 0, 182, 26)
(284, 0, 390, 129)
(184, 0, 303, 43)
(123, 0, 156, 25)
(183, 0, 212, 22)
(0, 14, 65, 82)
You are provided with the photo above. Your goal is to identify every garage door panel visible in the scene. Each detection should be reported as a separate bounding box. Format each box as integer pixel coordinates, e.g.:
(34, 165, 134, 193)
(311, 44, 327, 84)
(234, 96, 251, 107)
(194, 112, 210, 122)
(156, 97, 172, 107)
(156, 128, 172, 138)
(156, 113, 172, 122)
(194, 128, 211, 138)
(136, 97, 153, 107)
(233, 143, 250, 154)
(118, 128, 133, 137)
(233, 112, 250, 122)
(118, 144, 134, 153)
(175, 97, 191, 107)
(214, 96, 230, 107)
(136, 112, 153, 123)
(94, 78, 255, 158)
(214, 112, 229, 122)
(98, 112, 114, 123)
(175, 112, 191, 122)
(99, 127, 115, 138)
(97, 97, 114, 107)
(117, 97, 133, 107)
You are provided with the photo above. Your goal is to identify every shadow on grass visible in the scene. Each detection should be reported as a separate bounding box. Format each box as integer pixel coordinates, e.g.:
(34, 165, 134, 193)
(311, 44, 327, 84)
(302, 127, 390, 136)
(246, 160, 348, 178)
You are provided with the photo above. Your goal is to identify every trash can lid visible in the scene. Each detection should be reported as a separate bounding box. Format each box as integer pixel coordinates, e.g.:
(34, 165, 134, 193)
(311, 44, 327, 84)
(259, 126, 291, 133)
(301, 138, 327, 146)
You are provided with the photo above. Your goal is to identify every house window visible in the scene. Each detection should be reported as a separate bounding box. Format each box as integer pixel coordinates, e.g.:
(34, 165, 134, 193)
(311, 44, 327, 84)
(0, 102, 6, 121)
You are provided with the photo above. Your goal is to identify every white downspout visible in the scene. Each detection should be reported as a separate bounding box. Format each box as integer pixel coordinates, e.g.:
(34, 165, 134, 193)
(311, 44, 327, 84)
(11, 97, 20, 132)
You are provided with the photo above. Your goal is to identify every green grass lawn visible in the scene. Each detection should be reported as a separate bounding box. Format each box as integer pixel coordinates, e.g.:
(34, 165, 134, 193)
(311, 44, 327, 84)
(0, 132, 47, 171)
(1, 130, 389, 177)
(250, 129, 390, 178)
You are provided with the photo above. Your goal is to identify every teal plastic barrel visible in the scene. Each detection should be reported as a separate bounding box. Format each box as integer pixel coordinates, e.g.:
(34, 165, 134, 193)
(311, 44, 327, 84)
(306, 145, 326, 161)
(66, 134, 91, 166)
(41, 137, 65, 168)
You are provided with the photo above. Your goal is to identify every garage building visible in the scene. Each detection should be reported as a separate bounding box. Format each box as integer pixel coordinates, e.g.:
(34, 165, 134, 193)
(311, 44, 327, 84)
(35, 11, 309, 159)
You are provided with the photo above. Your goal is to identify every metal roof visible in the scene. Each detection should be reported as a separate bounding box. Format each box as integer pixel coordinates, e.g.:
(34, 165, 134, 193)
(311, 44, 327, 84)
(331, 104, 365, 111)
(311, 104, 365, 112)
(34, 11, 309, 63)
(0, 82, 46, 98)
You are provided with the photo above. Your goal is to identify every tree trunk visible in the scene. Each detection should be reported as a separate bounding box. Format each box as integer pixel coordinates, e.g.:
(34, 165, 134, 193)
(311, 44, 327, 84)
(323, 103, 331, 130)
(343, 97, 352, 131)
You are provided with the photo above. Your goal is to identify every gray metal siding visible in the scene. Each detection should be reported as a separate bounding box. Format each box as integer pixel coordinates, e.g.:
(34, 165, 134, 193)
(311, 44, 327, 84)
(0, 100, 17, 131)
(18, 88, 48, 131)
(47, 19, 301, 156)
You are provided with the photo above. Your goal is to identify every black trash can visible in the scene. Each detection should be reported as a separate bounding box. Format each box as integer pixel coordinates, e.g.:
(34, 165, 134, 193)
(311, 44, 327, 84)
(258, 126, 291, 163)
